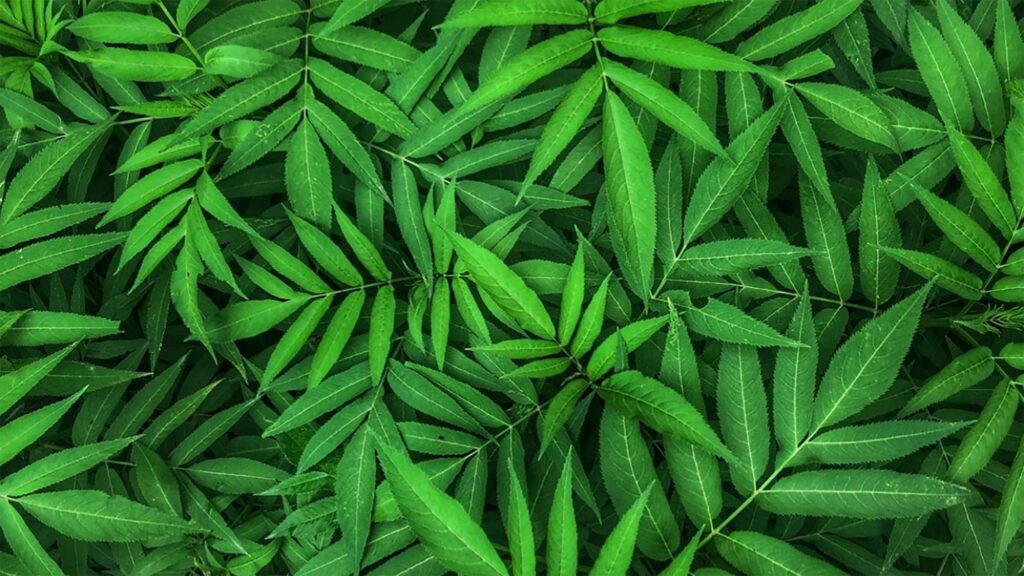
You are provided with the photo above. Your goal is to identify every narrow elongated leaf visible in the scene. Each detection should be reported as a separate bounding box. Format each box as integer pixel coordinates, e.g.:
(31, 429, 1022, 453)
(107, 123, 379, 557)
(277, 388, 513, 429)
(760, 470, 970, 518)
(463, 30, 593, 111)
(603, 91, 656, 299)
(376, 442, 510, 576)
(16, 490, 196, 542)
(813, 283, 930, 430)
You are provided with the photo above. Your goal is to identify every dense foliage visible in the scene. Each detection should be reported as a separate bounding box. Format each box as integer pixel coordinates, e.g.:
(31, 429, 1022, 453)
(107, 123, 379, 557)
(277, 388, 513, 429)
(3, 0, 1024, 574)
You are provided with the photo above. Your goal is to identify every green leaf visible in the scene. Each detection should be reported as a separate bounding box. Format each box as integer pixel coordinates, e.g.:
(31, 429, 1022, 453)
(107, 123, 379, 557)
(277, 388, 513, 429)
(0, 344, 77, 417)
(601, 371, 731, 463)
(376, 441, 510, 576)
(717, 344, 769, 494)
(0, 88, 65, 134)
(934, 0, 1006, 135)
(997, 434, 1024, 560)
(595, 0, 727, 24)
(804, 420, 971, 465)
(68, 12, 176, 44)
(795, 82, 897, 150)
(799, 177, 854, 301)
(589, 483, 652, 576)
(443, 0, 588, 28)
(685, 298, 805, 348)
(947, 127, 1016, 238)
(335, 205, 391, 281)
(0, 233, 126, 292)
(948, 378, 1019, 482)
(102, 160, 203, 225)
(547, 456, 577, 576)
(1, 122, 110, 223)
(308, 58, 415, 138)
(760, 470, 970, 518)
(0, 437, 135, 497)
(0, 499, 64, 576)
(505, 459, 535, 576)
(309, 290, 365, 389)
(717, 531, 846, 576)
(449, 232, 555, 340)
(604, 61, 725, 157)
(335, 425, 375, 572)
(265, 363, 373, 436)
(683, 101, 783, 245)
(908, 9, 974, 131)
(772, 293, 817, 457)
(881, 246, 983, 300)
(463, 30, 592, 111)
(16, 490, 196, 542)
(901, 347, 995, 416)
(736, 0, 865, 61)
(677, 239, 811, 276)
(812, 283, 930, 430)
(175, 59, 303, 141)
(70, 49, 197, 82)
(598, 26, 755, 72)
(858, 157, 901, 304)
(522, 65, 603, 194)
(0, 392, 83, 467)
(286, 118, 333, 228)
(602, 91, 657, 299)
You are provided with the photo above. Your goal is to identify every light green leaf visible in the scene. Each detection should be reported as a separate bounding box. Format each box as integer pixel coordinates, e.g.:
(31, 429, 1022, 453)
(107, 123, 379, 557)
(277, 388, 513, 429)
(603, 91, 656, 299)
(68, 12, 176, 44)
(736, 0, 865, 61)
(685, 298, 805, 348)
(376, 441, 510, 576)
(760, 470, 970, 518)
(16, 490, 196, 542)
(717, 344, 768, 495)
(598, 26, 755, 72)
(812, 283, 930, 430)
(463, 30, 592, 111)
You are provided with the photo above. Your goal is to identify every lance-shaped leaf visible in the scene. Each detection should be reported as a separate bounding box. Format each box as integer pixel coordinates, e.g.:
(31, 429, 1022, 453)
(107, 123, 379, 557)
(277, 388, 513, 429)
(462, 30, 592, 111)
(175, 59, 303, 142)
(522, 65, 603, 194)
(68, 12, 177, 44)
(684, 101, 783, 245)
(604, 61, 725, 157)
(760, 470, 970, 518)
(901, 347, 995, 416)
(948, 379, 1018, 483)
(16, 490, 197, 542)
(285, 119, 333, 228)
(547, 456, 577, 576)
(603, 91, 656, 299)
(947, 127, 1016, 238)
(598, 26, 755, 72)
(677, 239, 812, 276)
(70, 49, 197, 82)
(736, 0, 865, 61)
(795, 82, 897, 151)
(0, 233, 126, 292)
(0, 499, 64, 576)
(804, 420, 971, 465)
(858, 157, 901, 304)
(914, 186, 1000, 272)
(812, 283, 930, 431)
(448, 232, 555, 340)
(308, 58, 414, 137)
(1, 122, 110, 223)
(376, 441, 510, 576)
(717, 531, 846, 576)
(600, 371, 732, 461)
(773, 293, 817, 457)
(685, 298, 805, 348)
(589, 484, 652, 575)
(717, 344, 768, 495)
(442, 0, 588, 28)
(800, 177, 854, 301)
(934, 0, 1005, 135)
(908, 10, 974, 131)
(881, 246, 983, 300)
